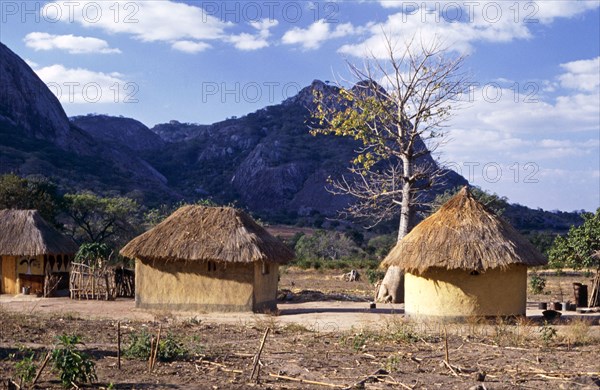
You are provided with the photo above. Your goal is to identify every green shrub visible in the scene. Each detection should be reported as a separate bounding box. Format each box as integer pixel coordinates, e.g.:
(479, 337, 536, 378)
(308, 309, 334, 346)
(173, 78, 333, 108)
(124, 329, 188, 361)
(11, 347, 37, 385)
(366, 269, 386, 284)
(51, 334, 96, 388)
(124, 329, 152, 360)
(529, 273, 546, 294)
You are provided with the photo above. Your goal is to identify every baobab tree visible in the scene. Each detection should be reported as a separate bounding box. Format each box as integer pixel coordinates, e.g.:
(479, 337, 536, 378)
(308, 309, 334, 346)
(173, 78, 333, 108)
(312, 35, 469, 302)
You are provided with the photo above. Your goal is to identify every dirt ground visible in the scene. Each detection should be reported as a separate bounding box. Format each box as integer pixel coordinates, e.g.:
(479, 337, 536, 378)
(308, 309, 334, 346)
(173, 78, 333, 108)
(0, 269, 599, 389)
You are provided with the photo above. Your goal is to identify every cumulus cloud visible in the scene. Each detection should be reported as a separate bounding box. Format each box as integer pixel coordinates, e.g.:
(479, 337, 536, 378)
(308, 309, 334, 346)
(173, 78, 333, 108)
(24, 32, 121, 54)
(559, 57, 600, 92)
(229, 18, 279, 51)
(342, 1, 599, 58)
(41, 1, 277, 53)
(282, 20, 363, 50)
(171, 41, 212, 54)
(439, 59, 599, 211)
(32, 64, 133, 104)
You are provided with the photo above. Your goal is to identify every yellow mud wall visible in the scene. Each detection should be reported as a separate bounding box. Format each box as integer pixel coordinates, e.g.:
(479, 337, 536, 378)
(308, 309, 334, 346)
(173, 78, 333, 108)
(136, 259, 256, 312)
(1, 256, 17, 294)
(16, 255, 44, 275)
(405, 264, 527, 318)
(253, 262, 279, 312)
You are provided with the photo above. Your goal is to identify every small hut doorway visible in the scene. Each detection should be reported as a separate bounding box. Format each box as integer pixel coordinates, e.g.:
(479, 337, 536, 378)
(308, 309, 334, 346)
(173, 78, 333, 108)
(1, 257, 17, 294)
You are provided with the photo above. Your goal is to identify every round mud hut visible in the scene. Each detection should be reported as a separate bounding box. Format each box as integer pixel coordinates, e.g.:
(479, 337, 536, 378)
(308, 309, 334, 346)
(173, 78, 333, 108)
(0, 209, 78, 295)
(382, 187, 547, 319)
(120, 205, 294, 313)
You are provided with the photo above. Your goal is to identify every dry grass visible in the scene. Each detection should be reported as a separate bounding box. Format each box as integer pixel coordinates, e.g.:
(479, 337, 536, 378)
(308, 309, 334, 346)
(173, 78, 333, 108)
(382, 187, 546, 273)
(121, 205, 294, 264)
(564, 317, 596, 346)
(0, 209, 77, 256)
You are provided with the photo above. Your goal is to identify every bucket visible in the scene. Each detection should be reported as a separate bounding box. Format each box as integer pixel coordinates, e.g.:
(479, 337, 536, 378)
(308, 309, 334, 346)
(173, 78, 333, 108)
(22, 286, 30, 295)
(553, 302, 562, 311)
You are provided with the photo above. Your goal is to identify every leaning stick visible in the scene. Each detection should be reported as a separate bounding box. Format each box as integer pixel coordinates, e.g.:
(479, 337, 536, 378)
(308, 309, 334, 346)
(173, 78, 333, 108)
(32, 351, 52, 385)
(151, 324, 162, 370)
(249, 327, 271, 382)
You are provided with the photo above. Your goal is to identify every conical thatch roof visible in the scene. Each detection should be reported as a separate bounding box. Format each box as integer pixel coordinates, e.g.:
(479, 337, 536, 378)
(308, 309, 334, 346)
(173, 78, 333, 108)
(120, 206, 294, 264)
(382, 187, 547, 273)
(0, 209, 78, 256)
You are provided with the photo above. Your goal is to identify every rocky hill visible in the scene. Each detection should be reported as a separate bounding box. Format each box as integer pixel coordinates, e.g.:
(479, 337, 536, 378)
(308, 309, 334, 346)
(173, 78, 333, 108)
(0, 42, 583, 231)
(71, 115, 164, 152)
(0, 42, 174, 203)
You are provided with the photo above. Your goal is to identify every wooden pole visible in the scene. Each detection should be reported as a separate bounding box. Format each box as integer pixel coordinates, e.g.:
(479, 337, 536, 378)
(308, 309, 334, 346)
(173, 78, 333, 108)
(151, 324, 162, 371)
(32, 351, 51, 385)
(443, 326, 449, 363)
(117, 321, 121, 370)
(249, 327, 271, 382)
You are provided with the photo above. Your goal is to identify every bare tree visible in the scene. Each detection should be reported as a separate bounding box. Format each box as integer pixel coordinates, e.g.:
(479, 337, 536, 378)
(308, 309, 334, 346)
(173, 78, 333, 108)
(312, 35, 469, 302)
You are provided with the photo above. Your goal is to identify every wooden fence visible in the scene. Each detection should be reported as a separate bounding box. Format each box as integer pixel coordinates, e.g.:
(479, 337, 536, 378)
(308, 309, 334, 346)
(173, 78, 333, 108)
(69, 263, 135, 300)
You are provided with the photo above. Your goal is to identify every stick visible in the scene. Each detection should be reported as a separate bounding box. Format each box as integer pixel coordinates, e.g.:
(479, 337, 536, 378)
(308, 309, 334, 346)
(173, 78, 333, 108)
(443, 325, 449, 364)
(148, 337, 155, 371)
(32, 351, 51, 385)
(249, 327, 271, 382)
(117, 321, 121, 370)
(268, 373, 346, 388)
(151, 324, 162, 370)
(442, 360, 459, 377)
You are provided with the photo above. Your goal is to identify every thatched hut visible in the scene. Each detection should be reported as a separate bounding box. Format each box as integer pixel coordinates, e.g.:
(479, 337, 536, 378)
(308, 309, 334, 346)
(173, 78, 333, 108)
(382, 187, 547, 319)
(0, 209, 78, 295)
(120, 205, 294, 312)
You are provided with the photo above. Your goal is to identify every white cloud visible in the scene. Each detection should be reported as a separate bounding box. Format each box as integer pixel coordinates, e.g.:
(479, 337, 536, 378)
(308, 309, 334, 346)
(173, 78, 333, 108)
(559, 57, 600, 92)
(344, 1, 599, 58)
(41, 1, 276, 53)
(24, 32, 121, 54)
(438, 59, 599, 211)
(282, 20, 361, 50)
(172, 40, 212, 54)
(229, 18, 278, 51)
(32, 64, 131, 104)
(42, 1, 227, 42)
(24, 59, 39, 68)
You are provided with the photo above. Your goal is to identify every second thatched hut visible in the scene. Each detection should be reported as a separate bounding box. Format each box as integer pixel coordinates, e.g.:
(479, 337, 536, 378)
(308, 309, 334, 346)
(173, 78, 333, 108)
(120, 205, 294, 312)
(0, 209, 78, 295)
(382, 187, 547, 319)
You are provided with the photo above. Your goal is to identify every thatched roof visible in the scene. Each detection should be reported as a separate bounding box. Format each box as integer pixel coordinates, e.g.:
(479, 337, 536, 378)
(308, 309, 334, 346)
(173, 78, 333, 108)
(0, 209, 78, 256)
(382, 187, 547, 273)
(120, 206, 294, 264)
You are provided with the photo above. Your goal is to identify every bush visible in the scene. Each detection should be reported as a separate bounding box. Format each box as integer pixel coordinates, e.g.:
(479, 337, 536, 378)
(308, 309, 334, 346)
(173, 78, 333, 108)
(51, 334, 96, 388)
(529, 273, 546, 294)
(11, 347, 37, 385)
(124, 329, 188, 362)
(366, 269, 386, 284)
(124, 329, 152, 360)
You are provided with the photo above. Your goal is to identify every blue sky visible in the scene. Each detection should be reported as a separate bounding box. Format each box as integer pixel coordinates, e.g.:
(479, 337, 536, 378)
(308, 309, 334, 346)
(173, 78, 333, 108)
(0, 0, 598, 212)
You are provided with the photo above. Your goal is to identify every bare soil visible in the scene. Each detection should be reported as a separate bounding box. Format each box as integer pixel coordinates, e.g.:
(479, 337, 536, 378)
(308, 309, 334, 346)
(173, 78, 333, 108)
(0, 269, 599, 389)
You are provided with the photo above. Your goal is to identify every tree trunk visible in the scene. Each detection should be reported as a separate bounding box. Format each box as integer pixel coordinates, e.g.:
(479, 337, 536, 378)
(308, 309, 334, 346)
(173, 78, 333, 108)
(375, 266, 404, 303)
(376, 161, 412, 303)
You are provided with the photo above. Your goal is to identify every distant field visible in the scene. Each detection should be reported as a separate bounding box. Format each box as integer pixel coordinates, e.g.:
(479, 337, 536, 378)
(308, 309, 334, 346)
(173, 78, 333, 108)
(265, 225, 316, 240)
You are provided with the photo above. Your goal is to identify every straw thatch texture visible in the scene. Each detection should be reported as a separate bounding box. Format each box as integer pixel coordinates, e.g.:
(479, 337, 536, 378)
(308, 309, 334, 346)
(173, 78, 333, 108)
(121, 206, 294, 264)
(382, 187, 547, 273)
(0, 209, 78, 256)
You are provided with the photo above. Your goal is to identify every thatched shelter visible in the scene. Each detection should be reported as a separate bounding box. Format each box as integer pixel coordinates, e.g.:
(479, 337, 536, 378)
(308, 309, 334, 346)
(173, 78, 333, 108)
(121, 205, 294, 312)
(0, 209, 78, 295)
(382, 187, 547, 319)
